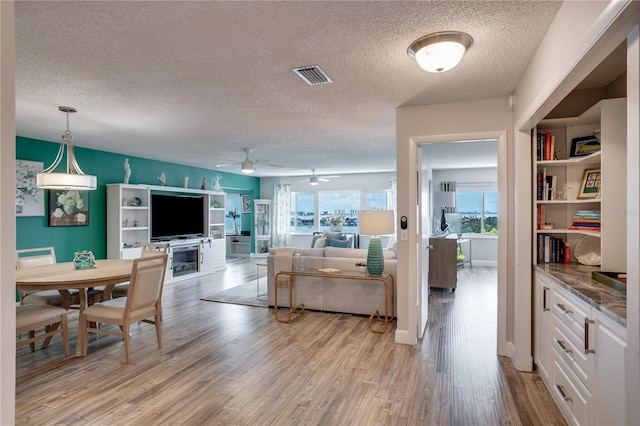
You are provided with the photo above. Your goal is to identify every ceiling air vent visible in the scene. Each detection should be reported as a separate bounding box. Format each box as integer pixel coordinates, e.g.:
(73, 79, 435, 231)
(292, 65, 333, 86)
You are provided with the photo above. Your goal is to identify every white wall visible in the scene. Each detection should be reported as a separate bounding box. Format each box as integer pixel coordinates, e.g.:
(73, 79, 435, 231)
(395, 97, 511, 348)
(0, 1, 15, 423)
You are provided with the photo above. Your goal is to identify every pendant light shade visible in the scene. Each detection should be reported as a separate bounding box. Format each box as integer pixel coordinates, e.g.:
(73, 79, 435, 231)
(37, 106, 97, 191)
(408, 31, 473, 73)
(241, 160, 255, 174)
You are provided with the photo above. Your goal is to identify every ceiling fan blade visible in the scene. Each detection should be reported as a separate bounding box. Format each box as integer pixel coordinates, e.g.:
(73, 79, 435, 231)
(262, 163, 286, 168)
(318, 178, 331, 182)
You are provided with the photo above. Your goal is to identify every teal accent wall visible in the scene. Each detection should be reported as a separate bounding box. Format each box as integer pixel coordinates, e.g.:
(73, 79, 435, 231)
(16, 136, 260, 261)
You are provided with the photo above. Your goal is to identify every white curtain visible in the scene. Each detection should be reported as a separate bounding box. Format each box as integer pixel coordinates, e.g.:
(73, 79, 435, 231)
(272, 183, 291, 247)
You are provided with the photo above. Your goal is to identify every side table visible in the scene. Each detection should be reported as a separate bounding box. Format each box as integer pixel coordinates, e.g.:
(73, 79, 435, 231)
(256, 261, 268, 297)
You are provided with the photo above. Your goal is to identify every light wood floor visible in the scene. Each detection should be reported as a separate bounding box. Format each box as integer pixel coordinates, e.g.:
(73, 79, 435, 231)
(16, 259, 565, 425)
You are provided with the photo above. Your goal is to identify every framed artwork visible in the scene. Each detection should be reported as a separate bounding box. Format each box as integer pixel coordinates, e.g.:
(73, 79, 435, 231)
(570, 136, 601, 157)
(49, 190, 90, 227)
(241, 194, 251, 213)
(577, 168, 601, 200)
(16, 160, 45, 217)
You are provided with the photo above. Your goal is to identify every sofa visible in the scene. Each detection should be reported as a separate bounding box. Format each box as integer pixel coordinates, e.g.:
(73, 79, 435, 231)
(267, 246, 397, 317)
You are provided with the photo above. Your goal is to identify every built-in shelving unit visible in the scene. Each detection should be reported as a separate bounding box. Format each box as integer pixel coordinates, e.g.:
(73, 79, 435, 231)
(532, 98, 626, 271)
(107, 184, 227, 282)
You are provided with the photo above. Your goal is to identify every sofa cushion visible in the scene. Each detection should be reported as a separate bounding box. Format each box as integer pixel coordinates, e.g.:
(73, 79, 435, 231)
(328, 238, 350, 248)
(324, 231, 344, 241)
(324, 247, 369, 258)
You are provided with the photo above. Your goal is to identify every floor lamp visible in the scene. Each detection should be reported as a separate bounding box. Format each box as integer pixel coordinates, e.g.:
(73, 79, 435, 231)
(358, 210, 395, 275)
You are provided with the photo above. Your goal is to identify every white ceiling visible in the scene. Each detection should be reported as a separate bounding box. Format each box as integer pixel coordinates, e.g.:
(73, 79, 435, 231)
(15, 1, 563, 178)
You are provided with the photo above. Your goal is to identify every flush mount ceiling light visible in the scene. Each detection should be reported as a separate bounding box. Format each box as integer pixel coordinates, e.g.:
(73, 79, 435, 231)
(408, 31, 473, 73)
(36, 106, 97, 190)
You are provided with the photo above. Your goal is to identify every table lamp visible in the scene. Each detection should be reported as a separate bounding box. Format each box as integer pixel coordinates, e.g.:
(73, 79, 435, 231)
(358, 210, 395, 275)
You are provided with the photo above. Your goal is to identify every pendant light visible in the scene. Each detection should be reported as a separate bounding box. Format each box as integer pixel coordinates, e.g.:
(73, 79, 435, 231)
(408, 31, 473, 73)
(37, 106, 97, 190)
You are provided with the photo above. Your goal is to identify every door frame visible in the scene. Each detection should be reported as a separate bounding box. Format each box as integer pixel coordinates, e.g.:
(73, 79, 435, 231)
(411, 131, 508, 355)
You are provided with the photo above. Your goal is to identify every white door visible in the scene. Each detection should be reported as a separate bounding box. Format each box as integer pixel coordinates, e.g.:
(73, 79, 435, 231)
(417, 145, 430, 338)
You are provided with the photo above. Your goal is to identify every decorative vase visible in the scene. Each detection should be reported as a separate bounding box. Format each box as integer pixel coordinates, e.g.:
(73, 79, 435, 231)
(366, 236, 384, 275)
(73, 251, 96, 270)
(330, 224, 343, 232)
(182, 176, 189, 188)
(63, 204, 74, 214)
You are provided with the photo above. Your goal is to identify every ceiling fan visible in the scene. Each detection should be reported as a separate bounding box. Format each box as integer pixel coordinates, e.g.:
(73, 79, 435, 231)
(299, 169, 340, 185)
(214, 148, 284, 174)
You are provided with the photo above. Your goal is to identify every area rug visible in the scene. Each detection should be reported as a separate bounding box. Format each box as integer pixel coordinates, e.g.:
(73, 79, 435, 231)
(201, 280, 268, 308)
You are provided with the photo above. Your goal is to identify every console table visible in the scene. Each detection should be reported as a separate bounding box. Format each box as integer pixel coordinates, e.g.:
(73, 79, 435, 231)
(273, 269, 395, 333)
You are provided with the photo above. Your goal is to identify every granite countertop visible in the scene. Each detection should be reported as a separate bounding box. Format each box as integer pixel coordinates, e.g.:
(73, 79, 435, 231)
(536, 263, 626, 327)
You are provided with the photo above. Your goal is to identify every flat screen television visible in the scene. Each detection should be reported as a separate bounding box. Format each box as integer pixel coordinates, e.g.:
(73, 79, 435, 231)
(151, 193, 205, 240)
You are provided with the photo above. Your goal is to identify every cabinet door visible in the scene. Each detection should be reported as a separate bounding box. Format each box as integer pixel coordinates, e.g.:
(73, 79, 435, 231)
(535, 274, 552, 383)
(427, 238, 457, 289)
(200, 240, 215, 273)
(595, 319, 626, 425)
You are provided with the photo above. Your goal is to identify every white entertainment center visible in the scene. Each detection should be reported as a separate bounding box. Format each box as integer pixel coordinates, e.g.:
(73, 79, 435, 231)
(106, 184, 226, 283)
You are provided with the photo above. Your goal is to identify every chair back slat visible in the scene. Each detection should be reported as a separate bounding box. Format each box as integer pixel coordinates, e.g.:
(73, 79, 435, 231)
(126, 254, 168, 312)
(16, 247, 56, 270)
(141, 243, 169, 257)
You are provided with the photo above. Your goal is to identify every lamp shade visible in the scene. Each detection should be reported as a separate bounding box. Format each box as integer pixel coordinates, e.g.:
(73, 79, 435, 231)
(433, 191, 456, 209)
(358, 210, 395, 236)
(408, 31, 473, 73)
(37, 172, 97, 191)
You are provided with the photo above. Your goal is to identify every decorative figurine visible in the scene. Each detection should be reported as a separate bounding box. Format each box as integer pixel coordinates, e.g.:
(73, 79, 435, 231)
(158, 172, 167, 186)
(123, 158, 131, 184)
(212, 174, 223, 192)
(201, 177, 207, 190)
(183, 176, 189, 188)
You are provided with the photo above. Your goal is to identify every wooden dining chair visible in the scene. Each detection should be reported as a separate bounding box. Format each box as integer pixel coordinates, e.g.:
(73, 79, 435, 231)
(16, 247, 67, 308)
(112, 243, 169, 298)
(80, 254, 168, 363)
(16, 304, 70, 357)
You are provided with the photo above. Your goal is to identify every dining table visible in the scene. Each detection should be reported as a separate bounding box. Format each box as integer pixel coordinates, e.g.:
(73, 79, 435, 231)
(16, 258, 134, 357)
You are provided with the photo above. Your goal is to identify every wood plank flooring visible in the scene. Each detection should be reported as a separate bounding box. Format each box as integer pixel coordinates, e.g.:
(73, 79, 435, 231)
(15, 260, 565, 425)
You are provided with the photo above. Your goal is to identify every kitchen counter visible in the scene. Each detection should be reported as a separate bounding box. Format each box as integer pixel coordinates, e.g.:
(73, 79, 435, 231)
(535, 263, 626, 327)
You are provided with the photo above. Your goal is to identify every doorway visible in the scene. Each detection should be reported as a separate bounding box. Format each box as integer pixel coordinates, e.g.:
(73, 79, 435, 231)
(415, 134, 507, 356)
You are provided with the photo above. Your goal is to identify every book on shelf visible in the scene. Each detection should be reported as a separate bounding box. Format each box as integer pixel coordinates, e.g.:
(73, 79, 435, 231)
(537, 234, 566, 264)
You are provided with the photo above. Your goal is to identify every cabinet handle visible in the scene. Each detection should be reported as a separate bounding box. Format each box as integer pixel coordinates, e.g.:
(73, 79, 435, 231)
(556, 385, 572, 402)
(168, 256, 173, 270)
(584, 318, 595, 354)
(542, 286, 550, 311)
(556, 340, 572, 354)
(200, 252, 204, 264)
(557, 303, 573, 315)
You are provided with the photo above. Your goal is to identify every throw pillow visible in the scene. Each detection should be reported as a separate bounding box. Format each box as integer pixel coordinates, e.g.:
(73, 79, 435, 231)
(328, 238, 350, 248)
(313, 237, 327, 248)
(324, 231, 344, 241)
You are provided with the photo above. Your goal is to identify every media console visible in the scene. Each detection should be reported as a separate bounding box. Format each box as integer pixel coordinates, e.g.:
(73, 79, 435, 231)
(106, 184, 226, 283)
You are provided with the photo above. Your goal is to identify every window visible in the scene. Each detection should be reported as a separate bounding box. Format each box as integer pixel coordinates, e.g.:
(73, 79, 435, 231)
(290, 190, 391, 233)
(290, 193, 315, 232)
(319, 191, 360, 232)
(456, 191, 498, 235)
(226, 194, 242, 233)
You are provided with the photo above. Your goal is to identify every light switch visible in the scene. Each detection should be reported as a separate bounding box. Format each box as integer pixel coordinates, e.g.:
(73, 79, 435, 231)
(401, 229, 409, 240)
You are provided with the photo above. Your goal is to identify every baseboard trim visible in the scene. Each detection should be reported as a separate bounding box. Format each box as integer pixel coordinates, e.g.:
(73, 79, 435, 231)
(395, 329, 416, 345)
(469, 260, 497, 267)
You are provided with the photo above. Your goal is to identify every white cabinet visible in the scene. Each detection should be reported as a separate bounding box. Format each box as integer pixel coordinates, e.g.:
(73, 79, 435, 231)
(533, 98, 626, 271)
(534, 271, 552, 383)
(107, 184, 150, 260)
(208, 192, 226, 240)
(534, 270, 627, 425)
(254, 199, 271, 257)
(107, 184, 226, 279)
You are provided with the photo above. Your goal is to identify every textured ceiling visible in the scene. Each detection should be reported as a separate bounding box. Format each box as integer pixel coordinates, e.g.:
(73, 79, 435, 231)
(15, 1, 562, 178)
